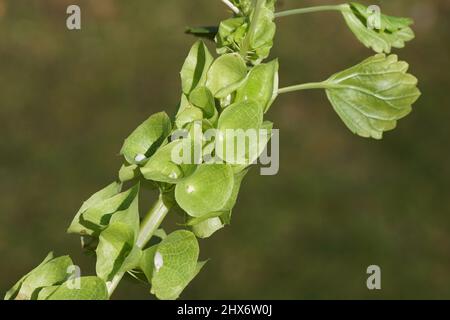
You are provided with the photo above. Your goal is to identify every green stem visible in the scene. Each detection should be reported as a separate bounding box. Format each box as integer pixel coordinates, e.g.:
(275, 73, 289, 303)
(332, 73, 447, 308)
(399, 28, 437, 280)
(136, 195, 172, 248)
(274, 4, 346, 19)
(240, 0, 265, 57)
(107, 194, 172, 298)
(278, 81, 331, 94)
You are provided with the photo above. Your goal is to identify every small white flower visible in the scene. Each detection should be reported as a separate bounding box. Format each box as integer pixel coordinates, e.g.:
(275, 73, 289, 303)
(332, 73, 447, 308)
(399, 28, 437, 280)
(154, 252, 163, 272)
(221, 0, 240, 14)
(222, 94, 232, 107)
(135, 154, 147, 163)
(169, 172, 178, 179)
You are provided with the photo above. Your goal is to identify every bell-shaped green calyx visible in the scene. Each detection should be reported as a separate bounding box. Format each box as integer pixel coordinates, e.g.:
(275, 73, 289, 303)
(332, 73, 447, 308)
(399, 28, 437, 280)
(192, 217, 224, 239)
(94, 183, 142, 281)
(175, 164, 234, 217)
(324, 54, 421, 139)
(216, 16, 247, 54)
(206, 53, 248, 98)
(68, 181, 122, 235)
(118, 163, 139, 182)
(189, 86, 217, 120)
(181, 40, 214, 95)
(217, 0, 276, 65)
(120, 112, 172, 165)
(83, 184, 140, 233)
(5, 252, 73, 300)
(216, 100, 264, 164)
(96, 222, 140, 281)
(235, 59, 279, 113)
(139, 230, 205, 300)
(140, 140, 197, 184)
(341, 3, 415, 54)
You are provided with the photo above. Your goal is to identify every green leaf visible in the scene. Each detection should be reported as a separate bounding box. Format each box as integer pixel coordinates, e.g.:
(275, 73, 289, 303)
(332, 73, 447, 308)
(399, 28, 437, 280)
(140, 140, 197, 184)
(120, 112, 172, 165)
(185, 26, 218, 41)
(324, 54, 421, 139)
(95, 222, 135, 281)
(6, 253, 73, 300)
(68, 182, 122, 235)
(235, 59, 278, 113)
(175, 164, 234, 217)
(181, 40, 214, 95)
(341, 3, 415, 53)
(150, 231, 200, 300)
(81, 184, 140, 233)
(46, 277, 108, 300)
(206, 53, 248, 98)
(192, 217, 224, 239)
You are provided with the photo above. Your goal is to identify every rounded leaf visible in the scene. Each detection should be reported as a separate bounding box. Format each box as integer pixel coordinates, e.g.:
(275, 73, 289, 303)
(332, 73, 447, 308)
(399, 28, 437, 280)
(325, 54, 421, 139)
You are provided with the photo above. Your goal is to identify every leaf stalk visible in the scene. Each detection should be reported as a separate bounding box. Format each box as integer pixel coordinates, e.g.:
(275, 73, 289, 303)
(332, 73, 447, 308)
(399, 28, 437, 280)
(278, 82, 331, 94)
(274, 4, 347, 19)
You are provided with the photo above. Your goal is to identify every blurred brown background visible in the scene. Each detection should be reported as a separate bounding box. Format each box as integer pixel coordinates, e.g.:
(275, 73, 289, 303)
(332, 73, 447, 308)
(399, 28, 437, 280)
(0, 0, 449, 299)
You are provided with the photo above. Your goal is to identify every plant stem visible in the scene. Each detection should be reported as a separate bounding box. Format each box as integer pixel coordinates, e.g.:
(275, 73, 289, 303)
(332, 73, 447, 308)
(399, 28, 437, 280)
(240, 0, 265, 57)
(136, 195, 172, 248)
(274, 4, 346, 19)
(278, 82, 331, 94)
(107, 194, 172, 298)
(221, 0, 240, 14)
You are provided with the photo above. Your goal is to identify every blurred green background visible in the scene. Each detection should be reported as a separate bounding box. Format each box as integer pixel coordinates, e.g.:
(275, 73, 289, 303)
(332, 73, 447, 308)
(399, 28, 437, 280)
(1, 0, 449, 299)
